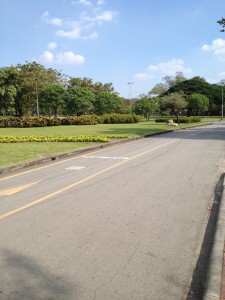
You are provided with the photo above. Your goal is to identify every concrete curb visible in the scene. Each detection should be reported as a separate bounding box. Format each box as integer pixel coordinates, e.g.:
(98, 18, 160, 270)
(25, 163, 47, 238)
(203, 175, 225, 300)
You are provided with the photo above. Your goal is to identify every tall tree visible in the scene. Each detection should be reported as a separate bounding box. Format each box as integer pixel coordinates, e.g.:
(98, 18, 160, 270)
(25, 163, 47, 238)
(15, 61, 61, 116)
(161, 92, 187, 123)
(67, 87, 95, 116)
(188, 93, 209, 116)
(168, 76, 221, 115)
(133, 96, 159, 120)
(0, 67, 19, 115)
(149, 72, 186, 96)
(39, 84, 66, 117)
(94, 91, 123, 115)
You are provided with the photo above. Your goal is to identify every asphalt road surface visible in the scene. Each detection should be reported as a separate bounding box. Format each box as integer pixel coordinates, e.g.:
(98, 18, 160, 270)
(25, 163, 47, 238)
(0, 123, 225, 300)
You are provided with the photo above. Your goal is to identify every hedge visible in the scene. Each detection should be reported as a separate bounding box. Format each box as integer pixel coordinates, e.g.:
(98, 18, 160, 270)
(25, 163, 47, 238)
(155, 117, 201, 123)
(0, 134, 129, 143)
(0, 114, 141, 128)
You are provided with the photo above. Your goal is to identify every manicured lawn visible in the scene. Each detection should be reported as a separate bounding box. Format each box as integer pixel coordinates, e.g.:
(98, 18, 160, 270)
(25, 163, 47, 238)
(0, 120, 211, 168)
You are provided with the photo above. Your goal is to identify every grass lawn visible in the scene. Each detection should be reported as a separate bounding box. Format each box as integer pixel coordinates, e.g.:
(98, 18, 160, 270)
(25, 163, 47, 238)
(0, 120, 212, 168)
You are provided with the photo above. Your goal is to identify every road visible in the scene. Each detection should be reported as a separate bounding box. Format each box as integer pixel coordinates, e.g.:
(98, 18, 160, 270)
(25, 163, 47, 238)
(0, 123, 225, 300)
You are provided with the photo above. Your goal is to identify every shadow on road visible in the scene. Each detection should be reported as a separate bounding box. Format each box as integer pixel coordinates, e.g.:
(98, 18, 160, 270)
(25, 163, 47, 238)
(186, 172, 225, 300)
(0, 248, 77, 300)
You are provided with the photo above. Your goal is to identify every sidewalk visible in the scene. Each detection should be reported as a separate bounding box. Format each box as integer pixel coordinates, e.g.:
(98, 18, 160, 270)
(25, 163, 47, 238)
(203, 176, 225, 300)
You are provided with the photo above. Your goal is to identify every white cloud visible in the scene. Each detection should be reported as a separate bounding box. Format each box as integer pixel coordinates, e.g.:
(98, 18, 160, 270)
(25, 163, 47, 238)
(39, 51, 84, 65)
(202, 39, 225, 61)
(97, 0, 105, 5)
(39, 51, 54, 63)
(41, 11, 64, 26)
(134, 73, 154, 80)
(55, 51, 85, 64)
(41, 3, 117, 41)
(75, 0, 92, 5)
(96, 10, 114, 22)
(47, 42, 57, 50)
(56, 28, 81, 39)
(148, 59, 192, 75)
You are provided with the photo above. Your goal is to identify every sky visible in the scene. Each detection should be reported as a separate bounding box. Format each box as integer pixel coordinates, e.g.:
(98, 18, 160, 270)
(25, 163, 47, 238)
(1, 0, 225, 98)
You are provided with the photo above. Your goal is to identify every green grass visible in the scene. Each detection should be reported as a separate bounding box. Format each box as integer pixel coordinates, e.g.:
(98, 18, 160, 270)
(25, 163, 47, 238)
(0, 120, 211, 168)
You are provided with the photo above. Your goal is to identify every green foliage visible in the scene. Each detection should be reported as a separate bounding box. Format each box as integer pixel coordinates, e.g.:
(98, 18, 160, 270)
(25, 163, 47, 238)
(160, 92, 187, 123)
(95, 114, 141, 124)
(167, 77, 221, 115)
(39, 84, 66, 117)
(155, 117, 201, 123)
(188, 93, 209, 116)
(133, 96, 159, 120)
(60, 116, 98, 125)
(0, 135, 109, 143)
(67, 86, 95, 116)
(94, 91, 124, 115)
(0, 114, 140, 128)
(15, 61, 61, 116)
(217, 18, 225, 32)
(149, 72, 186, 96)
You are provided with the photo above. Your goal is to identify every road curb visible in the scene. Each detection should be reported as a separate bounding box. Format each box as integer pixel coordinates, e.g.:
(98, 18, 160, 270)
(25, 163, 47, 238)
(203, 175, 225, 299)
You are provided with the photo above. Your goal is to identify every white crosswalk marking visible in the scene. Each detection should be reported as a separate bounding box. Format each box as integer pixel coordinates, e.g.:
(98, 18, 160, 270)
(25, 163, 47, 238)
(84, 156, 129, 160)
(66, 166, 85, 170)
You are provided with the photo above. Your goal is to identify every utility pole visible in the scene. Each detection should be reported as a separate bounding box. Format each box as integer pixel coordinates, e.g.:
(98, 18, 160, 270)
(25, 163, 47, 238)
(127, 82, 134, 112)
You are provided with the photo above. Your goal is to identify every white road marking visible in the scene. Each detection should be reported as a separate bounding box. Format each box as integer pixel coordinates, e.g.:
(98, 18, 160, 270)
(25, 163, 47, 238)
(84, 155, 129, 160)
(66, 166, 85, 171)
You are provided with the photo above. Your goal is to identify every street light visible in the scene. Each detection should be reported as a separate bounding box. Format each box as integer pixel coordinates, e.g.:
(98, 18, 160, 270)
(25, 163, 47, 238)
(127, 82, 134, 112)
(35, 79, 39, 117)
(221, 80, 225, 120)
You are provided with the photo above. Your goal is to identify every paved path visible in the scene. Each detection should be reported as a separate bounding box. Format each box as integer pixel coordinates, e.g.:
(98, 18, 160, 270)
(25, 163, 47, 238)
(0, 123, 225, 300)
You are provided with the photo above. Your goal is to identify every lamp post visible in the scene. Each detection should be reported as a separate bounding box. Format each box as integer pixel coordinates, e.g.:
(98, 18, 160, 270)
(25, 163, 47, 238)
(219, 80, 225, 120)
(221, 80, 225, 120)
(35, 79, 39, 117)
(127, 82, 134, 112)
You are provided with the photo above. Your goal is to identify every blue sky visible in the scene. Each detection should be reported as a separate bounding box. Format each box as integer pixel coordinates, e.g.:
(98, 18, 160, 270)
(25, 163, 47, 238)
(1, 0, 225, 98)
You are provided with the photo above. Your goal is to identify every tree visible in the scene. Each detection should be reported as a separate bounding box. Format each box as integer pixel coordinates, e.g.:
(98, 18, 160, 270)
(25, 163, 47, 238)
(94, 91, 123, 115)
(69, 77, 114, 94)
(167, 76, 221, 115)
(133, 96, 159, 120)
(161, 92, 187, 123)
(217, 18, 225, 32)
(15, 61, 61, 116)
(188, 93, 209, 116)
(0, 67, 19, 115)
(66, 87, 95, 116)
(149, 72, 186, 96)
(39, 84, 66, 117)
(149, 83, 168, 96)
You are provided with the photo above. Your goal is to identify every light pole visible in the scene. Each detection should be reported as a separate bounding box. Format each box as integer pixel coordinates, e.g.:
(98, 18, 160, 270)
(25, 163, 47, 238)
(35, 79, 39, 117)
(221, 80, 225, 120)
(127, 82, 134, 112)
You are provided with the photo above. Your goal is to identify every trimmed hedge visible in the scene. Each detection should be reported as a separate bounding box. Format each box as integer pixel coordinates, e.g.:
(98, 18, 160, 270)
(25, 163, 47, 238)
(155, 117, 201, 123)
(0, 134, 129, 143)
(0, 114, 141, 128)
(0, 135, 108, 143)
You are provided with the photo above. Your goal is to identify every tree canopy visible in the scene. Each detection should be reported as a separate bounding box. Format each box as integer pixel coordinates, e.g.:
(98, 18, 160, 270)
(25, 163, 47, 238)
(217, 18, 225, 32)
(161, 92, 187, 123)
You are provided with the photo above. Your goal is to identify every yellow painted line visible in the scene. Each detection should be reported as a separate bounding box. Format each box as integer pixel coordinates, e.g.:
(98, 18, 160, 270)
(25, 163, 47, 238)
(0, 139, 140, 182)
(0, 139, 178, 220)
(0, 181, 41, 196)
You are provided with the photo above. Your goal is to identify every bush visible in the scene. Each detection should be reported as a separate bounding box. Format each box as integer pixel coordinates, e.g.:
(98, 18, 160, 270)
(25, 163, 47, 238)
(0, 135, 109, 143)
(155, 117, 201, 123)
(0, 114, 141, 128)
